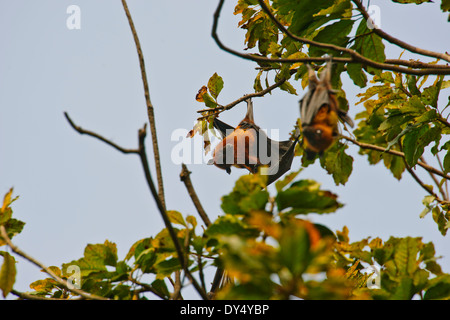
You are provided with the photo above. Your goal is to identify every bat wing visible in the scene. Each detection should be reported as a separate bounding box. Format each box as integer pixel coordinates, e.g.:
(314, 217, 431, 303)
(212, 118, 235, 138)
(265, 137, 299, 186)
(300, 86, 331, 126)
(264, 128, 301, 186)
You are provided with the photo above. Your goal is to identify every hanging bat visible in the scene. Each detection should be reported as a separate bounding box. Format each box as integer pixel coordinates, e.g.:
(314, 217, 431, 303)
(299, 61, 354, 160)
(208, 98, 300, 186)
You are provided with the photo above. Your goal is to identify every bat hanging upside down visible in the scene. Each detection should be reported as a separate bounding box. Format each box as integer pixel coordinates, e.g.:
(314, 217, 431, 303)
(208, 98, 300, 186)
(299, 61, 354, 160)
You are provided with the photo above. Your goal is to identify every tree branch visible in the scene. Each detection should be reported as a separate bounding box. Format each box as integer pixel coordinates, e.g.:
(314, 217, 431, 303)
(196, 77, 287, 120)
(341, 135, 450, 181)
(352, 0, 450, 63)
(420, 156, 448, 202)
(135, 127, 209, 300)
(64, 112, 139, 154)
(254, 0, 450, 75)
(11, 289, 81, 300)
(65, 115, 208, 300)
(179, 163, 212, 227)
(0, 225, 108, 300)
(211, 0, 450, 76)
(128, 277, 168, 300)
(121, 0, 166, 209)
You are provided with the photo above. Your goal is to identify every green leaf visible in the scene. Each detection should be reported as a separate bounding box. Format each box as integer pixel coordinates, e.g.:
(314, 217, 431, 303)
(347, 63, 367, 88)
(167, 210, 186, 227)
(202, 92, 217, 108)
(254, 70, 263, 93)
(393, 237, 419, 277)
(151, 279, 170, 298)
(320, 142, 354, 185)
(442, 0, 450, 11)
(155, 258, 183, 279)
(403, 125, 441, 167)
(424, 277, 450, 300)
(275, 0, 332, 36)
(402, 125, 427, 166)
(274, 167, 302, 192)
(352, 19, 386, 74)
(62, 240, 118, 277)
(279, 80, 297, 95)
(432, 206, 448, 236)
(406, 75, 421, 96)
(206, 214, 259, 238)
(278, 223, 310, 277)
(135, 248, 157, 274)
(309, 19, 354, 57)
(125, 237, 152, 261)
(0, 251, 16, 298)
(220, 174, 269, 215)
(276, 179, 342, 214)
(421, 76, 444, 108)
(207, 73, 224, 100)
(391, 277, 414, 300)
(0, 218, 25, 246)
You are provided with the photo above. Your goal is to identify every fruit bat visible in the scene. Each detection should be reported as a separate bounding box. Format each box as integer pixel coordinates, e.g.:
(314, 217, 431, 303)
(299, 61, 354, 160)
(208, 98, 300, 186)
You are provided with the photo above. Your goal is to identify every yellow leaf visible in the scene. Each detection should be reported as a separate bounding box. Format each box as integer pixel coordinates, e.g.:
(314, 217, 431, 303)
(0, 252, 16, 298)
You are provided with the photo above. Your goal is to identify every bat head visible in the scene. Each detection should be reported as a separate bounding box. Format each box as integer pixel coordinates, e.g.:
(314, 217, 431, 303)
(302, 123, 336, 156)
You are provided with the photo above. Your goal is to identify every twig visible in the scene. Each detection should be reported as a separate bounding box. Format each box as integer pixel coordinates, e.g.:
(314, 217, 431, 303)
(128, 277, 168, 300)
(209, 268, 225, 299)
(179, 164, 211, 294)
(64, 112, 139, 154)
(121, 0, 166, 209)
(352, 0, 450, 63)
(402, 153, 440, 200)
(179, 163, 212, 227)
(11, 289, 81, 300)
(135, 126, 209, 300)
(436, 153, 449, 200)
(385, 59, 450, 70)
(196, 78, 287, 120)
(341, 135, 450, 181)
(170, 270, 183, 300)
(420, 156, 448, 201)
(0, 226, 108, 300)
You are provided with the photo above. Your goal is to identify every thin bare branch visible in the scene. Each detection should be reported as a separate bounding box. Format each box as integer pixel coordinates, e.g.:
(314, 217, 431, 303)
(64, 112, 139, 154)
(65, 115, 208, 300)
(420, 156, 448, 201)
(121, 0, 166, 209)
(128, 277, 168, 300)
(180, 163, 212, 227)
(135, 126, 209, 300)
(196, 77, 287, 120)
(0, 226, 109, 300)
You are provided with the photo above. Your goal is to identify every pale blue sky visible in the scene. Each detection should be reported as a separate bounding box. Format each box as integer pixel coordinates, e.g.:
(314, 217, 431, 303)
(0, 0, 449, 299)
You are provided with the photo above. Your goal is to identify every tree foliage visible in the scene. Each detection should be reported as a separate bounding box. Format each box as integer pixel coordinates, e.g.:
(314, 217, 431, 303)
(1, 0, 450, 300)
